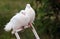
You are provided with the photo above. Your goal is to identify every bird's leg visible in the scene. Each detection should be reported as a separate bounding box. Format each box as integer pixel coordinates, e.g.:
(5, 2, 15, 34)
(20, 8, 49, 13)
(28, 23, 32, 28)
(15, 26, 24, 32)
(21, 26, 24, 30)
(12, 26, 24, 34)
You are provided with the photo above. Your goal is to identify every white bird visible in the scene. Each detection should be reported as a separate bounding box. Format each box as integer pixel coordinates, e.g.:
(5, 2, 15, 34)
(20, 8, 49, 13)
(25, 4, 40, 39)
(4, 10, 30, 32)
(25, 4, 35, 24)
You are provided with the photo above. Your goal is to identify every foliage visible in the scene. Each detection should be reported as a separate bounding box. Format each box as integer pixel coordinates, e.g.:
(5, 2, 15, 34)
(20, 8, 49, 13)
(0, 0, 60, 39)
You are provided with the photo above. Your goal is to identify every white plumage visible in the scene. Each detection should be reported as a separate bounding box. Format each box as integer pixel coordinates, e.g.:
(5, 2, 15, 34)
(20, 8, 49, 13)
(4, 4, 35, 32)
(25, 4, 35, 24)
(4, 10, 30, 32)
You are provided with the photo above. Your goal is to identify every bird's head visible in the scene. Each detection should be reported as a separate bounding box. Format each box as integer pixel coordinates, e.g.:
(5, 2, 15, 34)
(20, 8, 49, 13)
(20, 10, 25, 13)
(26, 4, 31, 8)
(20, 10, 26, 15)
(19, 10, 25, 13)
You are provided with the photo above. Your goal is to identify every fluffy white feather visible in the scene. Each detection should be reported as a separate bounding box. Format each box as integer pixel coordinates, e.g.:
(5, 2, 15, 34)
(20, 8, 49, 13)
(4, 10, 30, 32)
(25, 4, 35, 24)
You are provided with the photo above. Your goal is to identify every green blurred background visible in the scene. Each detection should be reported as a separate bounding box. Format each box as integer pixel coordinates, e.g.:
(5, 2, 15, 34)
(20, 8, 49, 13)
(0, 0, 60, 39)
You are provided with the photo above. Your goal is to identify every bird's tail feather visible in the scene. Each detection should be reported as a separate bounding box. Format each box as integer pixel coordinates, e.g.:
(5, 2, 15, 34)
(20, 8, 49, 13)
(4, 22, 12, 32)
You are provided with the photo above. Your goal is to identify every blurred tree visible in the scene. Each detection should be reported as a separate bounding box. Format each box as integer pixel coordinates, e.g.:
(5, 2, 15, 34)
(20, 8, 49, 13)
(33, 0, 60, 39)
